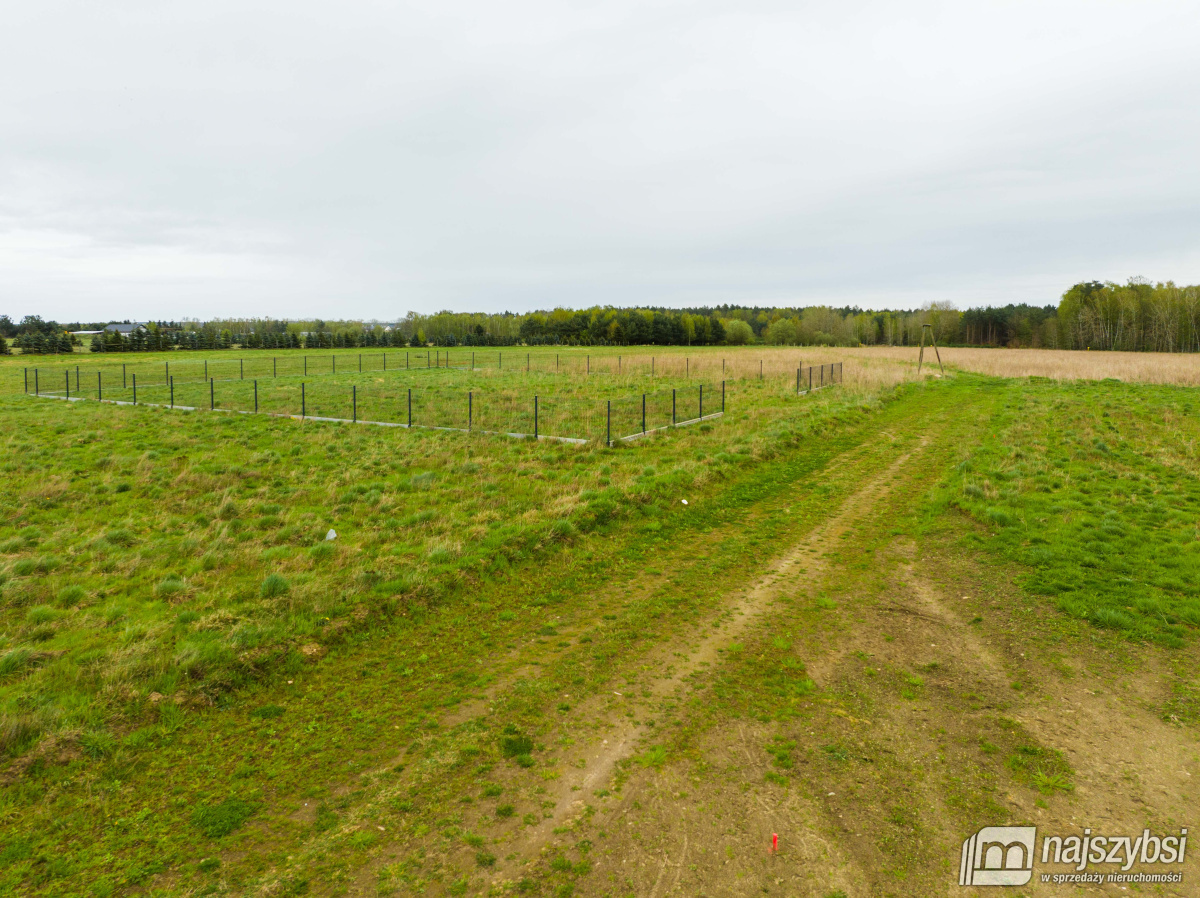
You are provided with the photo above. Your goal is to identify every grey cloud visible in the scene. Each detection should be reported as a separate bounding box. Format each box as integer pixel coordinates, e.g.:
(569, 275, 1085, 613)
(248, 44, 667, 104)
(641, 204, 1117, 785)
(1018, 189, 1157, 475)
(2, 0, 1199, 320)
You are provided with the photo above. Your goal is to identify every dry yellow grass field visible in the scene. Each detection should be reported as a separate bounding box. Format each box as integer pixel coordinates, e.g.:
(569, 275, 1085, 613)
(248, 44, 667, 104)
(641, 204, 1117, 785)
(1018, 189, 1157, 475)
(835, 346, 1200, 386)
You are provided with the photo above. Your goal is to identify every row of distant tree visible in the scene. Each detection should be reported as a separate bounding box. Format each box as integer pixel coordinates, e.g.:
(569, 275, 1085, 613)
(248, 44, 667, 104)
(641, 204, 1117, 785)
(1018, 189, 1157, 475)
(4, 280, 1199, 353)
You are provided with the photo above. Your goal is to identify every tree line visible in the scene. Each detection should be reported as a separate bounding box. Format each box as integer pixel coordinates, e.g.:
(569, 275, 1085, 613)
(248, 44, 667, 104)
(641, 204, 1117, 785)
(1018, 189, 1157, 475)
(4, 279, 1199, 353)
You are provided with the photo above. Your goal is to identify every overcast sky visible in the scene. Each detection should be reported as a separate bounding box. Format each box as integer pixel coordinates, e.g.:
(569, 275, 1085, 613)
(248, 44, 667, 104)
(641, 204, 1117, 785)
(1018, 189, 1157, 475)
(3, 1, 1199, 322)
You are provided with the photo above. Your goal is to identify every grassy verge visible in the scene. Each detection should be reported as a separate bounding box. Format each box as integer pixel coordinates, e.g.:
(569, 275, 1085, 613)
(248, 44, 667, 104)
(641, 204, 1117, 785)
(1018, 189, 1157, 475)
(935, 377, 1200, 646)
(0, 361, 906, 895)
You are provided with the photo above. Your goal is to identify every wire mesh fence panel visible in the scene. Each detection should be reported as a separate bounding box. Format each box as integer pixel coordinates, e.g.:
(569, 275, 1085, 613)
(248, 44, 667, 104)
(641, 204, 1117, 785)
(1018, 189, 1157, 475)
(169, 379, 207, 411)
(409, 387, 468, 430)
(299, 380, 351, 420)
(531, 395, 591, 441)
(473, 390, 534, 436)
(254, 380, 299, 416)
(27, 355, 805, 445)
(607, 395, 638, 440)
(23, 350, 844, 401)
(135, 380, 171, 408)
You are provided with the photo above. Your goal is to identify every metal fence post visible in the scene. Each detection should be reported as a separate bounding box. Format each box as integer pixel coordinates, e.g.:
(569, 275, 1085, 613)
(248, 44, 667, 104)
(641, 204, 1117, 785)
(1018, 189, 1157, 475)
(132, 373, 136, 405)
(165, 360, 169, 383)
(254, 380, 258, 413)
(534, 395, 538, 439)
(274, 357, 277, 377)
(353, 385, 357, 423)
(406, 351, 409, 369)
(24, 368, 28, 393)
(686, 357, 688, 378)
(700, 384, 703, 418)
(123, 363, 127, 389)
(304, 356, 307, 376)
(527, 353, 530, 373)
(98, 371, 102, 402)
(35, 369, 39, 396)
(672, 388, 676, 425)
(169, 376, 173, 408)
(587, 355, 589, 375)
(722, 380, 725, 412)
(210, 378, 214, 410)
(203, 360, 207, 381)
(652, 357, 654, 376)
(240, 358, 244, 379)
(302, 382, 306, 419)
(359, 353, 362, 373)
(76, 365, 80, 391)
(796, 368, 800, 393)
(619, 355, 621, 374)
(760, 359, 763, 381)
(407, 388, 412, 427)
(383, 352, 387, 372)
(469, 391, 472, 430)
(471, 351, 475, 369)
(606, 399, 611, 446)
(499, 351, 502, 370)
(65, 370, 70, 399)
(333, 355, 336, 374)
(642, 393, 646, 433)
(809, 367, 812, 391)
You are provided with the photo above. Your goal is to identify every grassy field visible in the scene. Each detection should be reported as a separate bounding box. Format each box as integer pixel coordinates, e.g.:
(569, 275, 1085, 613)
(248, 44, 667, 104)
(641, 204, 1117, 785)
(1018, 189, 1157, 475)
(1, 346, 1199, 897)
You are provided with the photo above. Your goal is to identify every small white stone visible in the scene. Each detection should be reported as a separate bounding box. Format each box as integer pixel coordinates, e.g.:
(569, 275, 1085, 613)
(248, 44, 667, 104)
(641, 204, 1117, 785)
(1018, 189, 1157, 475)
(326, 529, 337, 541)
(681, 499, 688, 505)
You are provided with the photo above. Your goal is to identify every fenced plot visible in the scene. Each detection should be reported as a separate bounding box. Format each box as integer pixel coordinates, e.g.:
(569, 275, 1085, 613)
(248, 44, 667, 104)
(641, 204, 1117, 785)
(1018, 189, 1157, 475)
(18, 350, 837, 395)
(27, 357, 843, 445)
(33, 374, 733, 445)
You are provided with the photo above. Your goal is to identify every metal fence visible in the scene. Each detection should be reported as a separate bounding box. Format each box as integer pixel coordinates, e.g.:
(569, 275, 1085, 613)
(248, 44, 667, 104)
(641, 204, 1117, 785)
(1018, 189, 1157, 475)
(27, 360, 843, 445)
(31, 376, 730, 446)
(794, 362, 842, 393)
(18, 351, 835, 394)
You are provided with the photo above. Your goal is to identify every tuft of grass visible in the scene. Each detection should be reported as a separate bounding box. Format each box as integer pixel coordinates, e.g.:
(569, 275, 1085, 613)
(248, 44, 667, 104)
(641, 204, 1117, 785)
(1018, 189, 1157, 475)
(308, 542, 335, 563)
(56, 585, 87, 606)
(260, 574, 290, 598)
(500, 733, 534, 757)
(78, 731, 116, 759)
(1032, 770, 1074, 795)
(26, 605, 60, 625)
(0, 648, 37, 679)
(104, 528, 136, 547)
(1090, 607, 1136, 631)
(192, 798, 256, 838)
(635, 745, 668, 768)
(155, 576, 187, 599)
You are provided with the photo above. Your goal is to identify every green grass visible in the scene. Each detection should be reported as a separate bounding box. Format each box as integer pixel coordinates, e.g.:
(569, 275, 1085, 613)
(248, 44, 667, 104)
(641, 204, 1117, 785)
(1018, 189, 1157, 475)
(0, 348, 853, 763)
(941, 379, 1200, 647)
(0, 347, 890, 894)
(2, 363, 1197, 895)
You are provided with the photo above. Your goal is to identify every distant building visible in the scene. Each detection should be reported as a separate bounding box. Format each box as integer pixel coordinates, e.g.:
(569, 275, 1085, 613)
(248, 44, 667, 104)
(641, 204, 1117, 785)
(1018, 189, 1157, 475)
(70, 330, 104, 336)
(104, 322, 148, 335)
